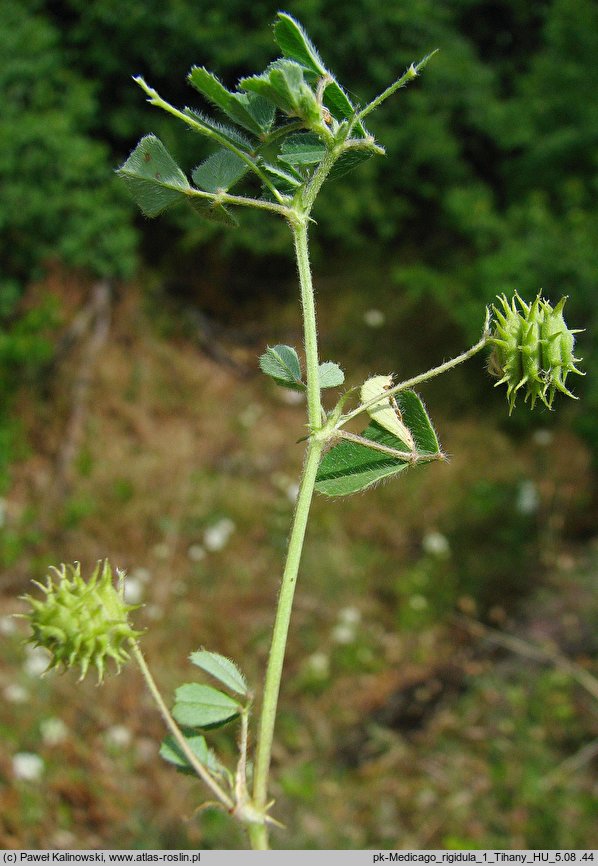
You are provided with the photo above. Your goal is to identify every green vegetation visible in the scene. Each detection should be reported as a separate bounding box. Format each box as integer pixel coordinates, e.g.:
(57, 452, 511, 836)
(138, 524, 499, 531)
(2, 0, 597, 852)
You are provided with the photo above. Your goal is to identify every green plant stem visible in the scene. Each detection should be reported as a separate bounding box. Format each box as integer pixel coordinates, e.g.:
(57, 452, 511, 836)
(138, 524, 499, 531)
(250, 439, 323, 849)
(292, 221, 322, 430)
(250, 219, 325, 850)
(354, 50, 438, 126)
(130, 641, 234, 810)
(340, 331, 490, 426)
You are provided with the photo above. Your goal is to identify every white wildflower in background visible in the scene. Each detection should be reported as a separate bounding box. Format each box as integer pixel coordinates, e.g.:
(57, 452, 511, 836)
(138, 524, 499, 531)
(123, 575, 144, 604)
(40, 717, 68, 746)
(279, 389, 304, 405)
(187, 543, 206, 562)
(331, 623, 355, 644)
(24, 645, 51, 677)
(204, 517, 236, 552)
(306, 651, 330, 679)
(0, 614, 17, 635)
(286, 482, 300, 503)
(105, 724, 132, 748)
(331, 606, 362, 644)
(422, 530, 451, 558)
(12, 752, 44, 782)
(338, 606, 361, 626)
(363, 308, 385, 328)
(130, 567, 152, 584)
(532, 429, 553, 447)
(516, 479, 540, 515)
(3, 683, 29, 704)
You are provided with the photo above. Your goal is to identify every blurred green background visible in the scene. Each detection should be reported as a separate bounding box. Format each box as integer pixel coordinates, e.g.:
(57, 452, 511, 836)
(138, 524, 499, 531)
(1, 0, 597, 850)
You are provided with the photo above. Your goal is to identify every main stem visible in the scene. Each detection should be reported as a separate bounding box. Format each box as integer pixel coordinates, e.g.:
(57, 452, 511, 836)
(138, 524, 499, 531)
(250, 219, 323, 850)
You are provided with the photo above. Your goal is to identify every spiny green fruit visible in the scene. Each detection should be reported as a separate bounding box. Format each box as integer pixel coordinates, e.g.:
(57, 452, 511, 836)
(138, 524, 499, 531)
(21, 560, 143, 682)
(489, 293, 583, 413)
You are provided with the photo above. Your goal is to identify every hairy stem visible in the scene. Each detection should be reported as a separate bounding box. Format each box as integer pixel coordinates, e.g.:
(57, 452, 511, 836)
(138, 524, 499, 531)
(354, 51, 438, 126)
(293, 221, 323, 429)
(250, 440, 323, 848)
(340, 331, 490, 426)
(250, 220, 326, 849)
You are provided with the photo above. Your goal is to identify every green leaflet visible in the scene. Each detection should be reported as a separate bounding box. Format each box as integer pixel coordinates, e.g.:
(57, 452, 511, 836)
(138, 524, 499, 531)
(259, 344, 304, 390)
(328, 149, 373, 180)
(159, 733, 220, 775)
(260, 161, 303, 192)
(117, 135, 190, 218)
(240, 60, 321, 130)
(315, 390, 440, 496)
(273, 13, 323, 76)
(242, 91, 276, 133)
(188, 197, 238, 227)
(188, 67, 274, 136)
(192, 149, 248, 193)
(273, 13, 366, 134)
(279, 133, 326, 166)
(181, 108, 255, 152)
(318, 361, 345, 389)
(172, 683, 241, 728)
(189, 650, 249, 697)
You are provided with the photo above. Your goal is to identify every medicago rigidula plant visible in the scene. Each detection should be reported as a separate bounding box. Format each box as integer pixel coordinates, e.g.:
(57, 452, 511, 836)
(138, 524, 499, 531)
(20, 12, 583, 850)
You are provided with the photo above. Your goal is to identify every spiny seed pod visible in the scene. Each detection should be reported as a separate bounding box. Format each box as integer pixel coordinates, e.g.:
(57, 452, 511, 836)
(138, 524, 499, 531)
(20, 560, 143, 682)
(489, 292, 583, 413)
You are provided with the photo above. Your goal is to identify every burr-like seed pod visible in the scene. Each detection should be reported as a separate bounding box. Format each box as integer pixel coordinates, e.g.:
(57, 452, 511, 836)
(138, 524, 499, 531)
(489, 292, 583, 413)
(20, 560, 143, 682)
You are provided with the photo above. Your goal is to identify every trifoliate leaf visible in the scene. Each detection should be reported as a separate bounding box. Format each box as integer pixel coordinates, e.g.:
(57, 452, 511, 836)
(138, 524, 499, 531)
(117, 135, 190, 217)
(172, 683, 241, 728)
(315, 421, 411, 496)
(318, 361, 345, 389)
(259, 345, 305, 390)
(273, 13, 365, 133)
(189, 650, 249, 697)
(315, 390, 440, 496)
(240, 61, 321, 129)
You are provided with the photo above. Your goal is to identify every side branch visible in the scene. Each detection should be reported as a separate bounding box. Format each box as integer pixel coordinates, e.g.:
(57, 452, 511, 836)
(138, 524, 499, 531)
(353, 50, 439, 127)
(134, 77, 287, 205)
(131, 642, 234, 810)
(340, 329, 490, 427)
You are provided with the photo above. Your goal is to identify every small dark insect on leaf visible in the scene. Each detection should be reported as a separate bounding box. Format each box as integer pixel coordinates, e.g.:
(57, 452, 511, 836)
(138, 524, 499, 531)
(155, 172, 161, 180)
(143, 152, 152, 162)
